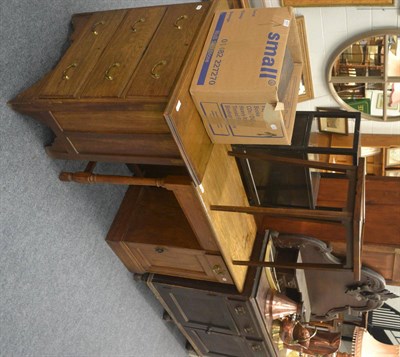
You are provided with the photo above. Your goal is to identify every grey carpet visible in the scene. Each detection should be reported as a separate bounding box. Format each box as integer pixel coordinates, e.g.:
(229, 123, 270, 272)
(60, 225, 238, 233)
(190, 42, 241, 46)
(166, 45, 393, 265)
(1, 1, 195, 356)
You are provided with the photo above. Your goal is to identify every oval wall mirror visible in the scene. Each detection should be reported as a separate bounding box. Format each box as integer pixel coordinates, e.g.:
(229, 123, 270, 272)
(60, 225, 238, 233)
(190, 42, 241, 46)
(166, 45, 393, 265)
(327, 29, 400, 121)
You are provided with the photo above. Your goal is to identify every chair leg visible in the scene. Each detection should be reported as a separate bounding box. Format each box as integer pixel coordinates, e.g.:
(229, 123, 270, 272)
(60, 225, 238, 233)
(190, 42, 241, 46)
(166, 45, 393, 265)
(59, 169, 165, 187)
(232, 259, 347, 271)
(210, 204, 351, 223)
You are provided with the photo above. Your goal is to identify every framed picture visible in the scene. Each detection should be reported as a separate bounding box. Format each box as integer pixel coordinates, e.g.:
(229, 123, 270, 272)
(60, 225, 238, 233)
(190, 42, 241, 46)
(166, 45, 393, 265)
(377, 92, 399, 110)
(385, 169, 400, 177)
(317, 107, 349, 135)
(238, 5, 314, 102)
(281, 0, 394, 6)
(296, 16, 314, 103)
(385, 147, 400, 167)
(239, 0, 252, 7)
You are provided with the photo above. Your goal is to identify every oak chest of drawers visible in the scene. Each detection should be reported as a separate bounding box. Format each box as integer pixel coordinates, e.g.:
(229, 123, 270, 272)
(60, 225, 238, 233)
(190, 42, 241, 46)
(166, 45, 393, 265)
(9, 2, 210, 166)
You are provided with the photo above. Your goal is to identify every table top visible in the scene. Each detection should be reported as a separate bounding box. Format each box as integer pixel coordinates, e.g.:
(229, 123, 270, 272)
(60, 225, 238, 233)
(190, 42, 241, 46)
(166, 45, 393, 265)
(164, 0, 257, 292)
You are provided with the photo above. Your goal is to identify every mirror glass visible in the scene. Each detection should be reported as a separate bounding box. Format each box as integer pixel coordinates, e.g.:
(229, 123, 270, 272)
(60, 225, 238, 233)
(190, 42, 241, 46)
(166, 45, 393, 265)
(327, 30, 400, 121)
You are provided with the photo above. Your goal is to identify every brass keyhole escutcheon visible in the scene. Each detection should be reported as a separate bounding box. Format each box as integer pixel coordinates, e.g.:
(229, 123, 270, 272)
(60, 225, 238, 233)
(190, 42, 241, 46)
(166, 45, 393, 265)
(212, 264, 224, 275)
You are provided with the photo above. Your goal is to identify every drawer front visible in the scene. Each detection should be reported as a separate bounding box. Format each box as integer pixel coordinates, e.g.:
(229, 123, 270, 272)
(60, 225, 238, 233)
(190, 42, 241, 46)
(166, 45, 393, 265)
(81, 7, 166, 98)
(127, 243, 225, 282)
(64, 132, 180, 158)
(153, 283, 240, 334)
(40, 10, 126, 98)
(53, 111, 170, 134)
(227, 300, 263, 339)
(126, 2, 209, 97)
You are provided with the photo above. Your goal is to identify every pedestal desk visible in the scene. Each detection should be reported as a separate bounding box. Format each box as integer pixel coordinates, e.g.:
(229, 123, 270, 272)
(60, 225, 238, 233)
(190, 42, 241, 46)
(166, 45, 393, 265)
(9, 0, 257, 292)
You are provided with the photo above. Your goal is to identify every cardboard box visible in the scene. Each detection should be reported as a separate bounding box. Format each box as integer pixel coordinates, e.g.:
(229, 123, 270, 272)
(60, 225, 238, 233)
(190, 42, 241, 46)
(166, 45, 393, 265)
(190, 7, 303, 145)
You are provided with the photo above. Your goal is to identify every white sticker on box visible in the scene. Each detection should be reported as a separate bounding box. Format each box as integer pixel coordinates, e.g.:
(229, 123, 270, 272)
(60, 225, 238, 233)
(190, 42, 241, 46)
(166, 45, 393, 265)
(270, 124, 278, 130)
(175, 100, 181, 112)
(196, 5, 202, 10)
(283, 19, 290, 27)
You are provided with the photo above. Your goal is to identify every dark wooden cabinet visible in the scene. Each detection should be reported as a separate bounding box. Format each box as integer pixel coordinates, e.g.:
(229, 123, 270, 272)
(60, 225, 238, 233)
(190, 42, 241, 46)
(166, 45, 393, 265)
(147, 234, 279, 357)
(8, 2, 212, 166)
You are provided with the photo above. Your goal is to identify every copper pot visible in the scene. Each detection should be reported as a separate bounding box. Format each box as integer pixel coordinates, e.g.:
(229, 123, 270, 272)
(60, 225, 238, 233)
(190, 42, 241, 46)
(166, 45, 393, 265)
(280, 317, 316, 350)
(279, 318, 341, 356)
(264, 290, 303, 320)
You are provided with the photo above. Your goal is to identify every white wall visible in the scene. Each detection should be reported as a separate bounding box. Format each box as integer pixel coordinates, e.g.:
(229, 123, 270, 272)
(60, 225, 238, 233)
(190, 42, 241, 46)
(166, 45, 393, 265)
(254, 0, 400, 317)
(256, 0, 400, 135)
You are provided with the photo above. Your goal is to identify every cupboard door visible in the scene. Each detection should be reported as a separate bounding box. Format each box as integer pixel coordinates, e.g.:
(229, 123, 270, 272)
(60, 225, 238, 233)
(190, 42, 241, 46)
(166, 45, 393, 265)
(81, 7, 166, 98)
(40, 10, 126, 98)
(154, 283, 240, 335)
(126, 2, 209, 97)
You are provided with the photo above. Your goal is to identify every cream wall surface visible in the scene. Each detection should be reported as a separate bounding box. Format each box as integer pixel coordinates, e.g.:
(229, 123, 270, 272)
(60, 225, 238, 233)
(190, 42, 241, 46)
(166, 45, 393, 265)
(258, 0, 400, 135)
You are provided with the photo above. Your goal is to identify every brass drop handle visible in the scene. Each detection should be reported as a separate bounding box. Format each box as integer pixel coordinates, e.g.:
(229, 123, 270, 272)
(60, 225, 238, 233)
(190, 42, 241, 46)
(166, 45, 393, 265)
(212, 264, 224, 275)
(91, 21, 105, 35)
(244, 326, 255, 334)
(62, 62, 78, 80)
(131, 17, 145, 32)
(151, 60, 167, 79)
(234, 306, 246, 315)
(174, 15, 188, 30)
(104, 62, 121, 81)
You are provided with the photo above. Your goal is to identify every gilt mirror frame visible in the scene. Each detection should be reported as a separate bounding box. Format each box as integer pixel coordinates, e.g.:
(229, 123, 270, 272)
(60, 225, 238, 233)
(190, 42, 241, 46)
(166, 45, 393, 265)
(326, 28, 400, 122)
(240, 3, 314, 102)
(296, 16, 314, 103)
(281, 0, 394, 6)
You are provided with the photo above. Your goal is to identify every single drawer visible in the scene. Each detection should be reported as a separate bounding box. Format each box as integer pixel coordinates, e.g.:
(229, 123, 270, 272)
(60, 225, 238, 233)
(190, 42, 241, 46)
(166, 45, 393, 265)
(64, 132, 181, 158)
(40, 10, 126, 98)
(53, 110, 171, 134)
(117, 240, 233, 283)
(126, 2, 209, 98)
(227, 300, 262, 339)
(81, 6, 166, 98)
(126, 243, 211, 278)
